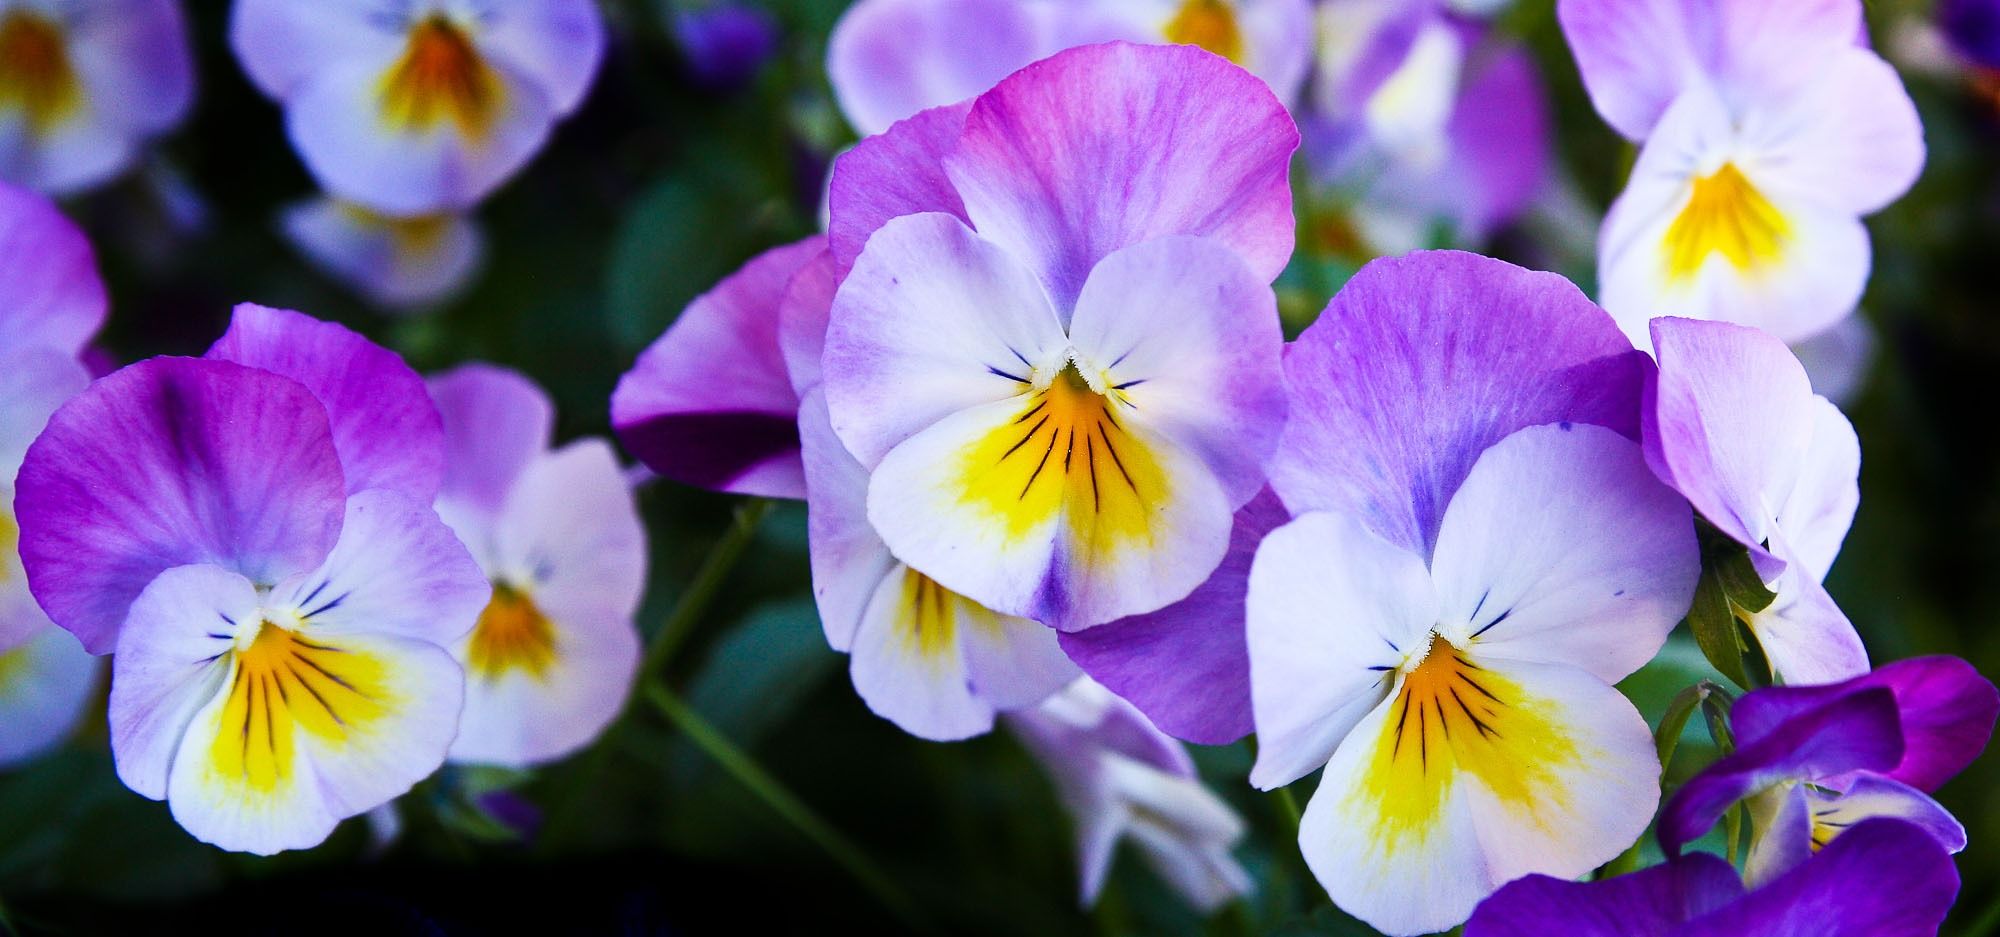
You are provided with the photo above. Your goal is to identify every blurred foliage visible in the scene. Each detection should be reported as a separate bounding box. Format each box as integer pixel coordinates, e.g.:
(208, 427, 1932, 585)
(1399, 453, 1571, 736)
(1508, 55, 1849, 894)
(8, 0, 2000, 934)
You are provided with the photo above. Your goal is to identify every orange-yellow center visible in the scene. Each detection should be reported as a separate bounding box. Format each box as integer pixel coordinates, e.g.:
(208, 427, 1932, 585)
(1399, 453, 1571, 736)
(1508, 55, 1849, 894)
(1165, 0, 1245, 63)
(1663, 163, 1790, 282)
(207, 621, 391, 792)
(378, 16, 503, 138)
(0, 10, 82, 134)
(467, 583, 559, 681)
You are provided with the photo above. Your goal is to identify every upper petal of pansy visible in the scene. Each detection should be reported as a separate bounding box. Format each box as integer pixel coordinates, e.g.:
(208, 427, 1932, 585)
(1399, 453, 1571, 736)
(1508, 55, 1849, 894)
(943, 42, 1297, 312)
(1060, 489, 1288, 745)
(1741, 48, 1922, 218)
(1301, 654, 1659, 936)
(1657, 686, 1903, 855)
(489, 439, 648, 635)
(612, 236, 823, 499)
(1681, 818, 1958, 937)
(428, 363, 556, 539)
(825, 102, 972, 275)
(17, 358, 348, 653)
(826, 0, 1045, 137)
(0, 182, 105, 355)
(1440, 44, 1551, 242)
(1245, 509, 1436, 790)
(1465, 850, 1743, 937)
(1429, 424, 1698, 685)
(229, 0, 402, 99)
(208, 304, 446, 503)
(1273, 250, 1646, 558)
(777, 247, 840, 396)
(268, 489, 490, 650)
(0, 347, 89, 476)
(0, 626, 97, 767)
(1730, 656, 2000, 793)
(475, 0, 606, 114)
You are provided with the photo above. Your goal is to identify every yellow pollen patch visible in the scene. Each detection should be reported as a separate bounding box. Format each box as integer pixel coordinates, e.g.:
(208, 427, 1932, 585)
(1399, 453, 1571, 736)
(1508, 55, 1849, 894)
(895, 568, 998, 661)
(1663, 163, 1791, 282)
(0, 10, 83, 135)
(1165, 0, 1245, 63)
(956, 363, 1169, 556)
(1355, 638, 1581, 850)
(467, 583, 559, 681)
(208, 622, 392, 792)
(377, 16, 503, 138)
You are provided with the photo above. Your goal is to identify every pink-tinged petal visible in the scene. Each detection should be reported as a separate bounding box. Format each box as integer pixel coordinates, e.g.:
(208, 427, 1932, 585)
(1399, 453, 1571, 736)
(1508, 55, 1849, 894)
(0, 182, 106, 356)
(267, 489, 490, 649)
(1060, 489, 1288, 745)
(944, 42, 1298, 312)
(208, 303, 446, 503)
(825, 102, 972, 275)
(476, 0, 606, 113)
(1744, 48, 1923, 216)
(428, 363, 555, 532)
(1465, 852, 1743, 937)
(1273, 250, 1645, 558)
(16, 358, 349, 653)
(611, 237, 822, 499)
(827, 0, 1044, 136)
(822, 213, 1067, 467)
(799, 390, 890, 654)
(1731, 656, 2000, 793)
(1790, 314, 1875, 405)
(0, 347, 89, 476)
(108, 565, 256, 800)
(1682, 819, 1958, 937)
(1708, 0, 1866, 108)
(0, 625, 97, 767)
(229, 0, 398, 99)
(777, 247, 841, 396)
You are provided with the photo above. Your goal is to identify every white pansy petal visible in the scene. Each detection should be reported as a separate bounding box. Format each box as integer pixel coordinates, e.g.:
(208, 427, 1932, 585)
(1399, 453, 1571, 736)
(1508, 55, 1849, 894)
(286, 631, 464, 817)
(1246, 511, 1437, 790)
(166, 679, 336, 856)
(272, 490, 489, 647)
(1430, 424, 1698, 683)
(961, 611, 1079, 710)
(493, 439, 648, 626)
(799, 390, 892, 653)
(848, 564, 994, 741)
(0, 626, 97, 766)
(450, 593, 639, 766)
(476, 0, 605, 112)
(108, 565, 254, 800)
(1743, 560, 1868, 685)
(229, 0, 398, 98)
(1770, 397, 1859, 581)
(281, 198, 484, 309)
(66, 0, 194, 135)
(1741, 49, 1923, 216)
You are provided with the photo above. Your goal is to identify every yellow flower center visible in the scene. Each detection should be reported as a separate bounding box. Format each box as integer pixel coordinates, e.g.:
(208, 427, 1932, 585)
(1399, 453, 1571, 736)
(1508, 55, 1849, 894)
(467, 582, 559, 681)
(377, 16, 504, 138)
(1663, 163, 1791, 283)
(208, 620, 392, 792)
(1165, 0, 1245, 64)
(0, 10, 83, 135)
(894, 568, 1000, 662)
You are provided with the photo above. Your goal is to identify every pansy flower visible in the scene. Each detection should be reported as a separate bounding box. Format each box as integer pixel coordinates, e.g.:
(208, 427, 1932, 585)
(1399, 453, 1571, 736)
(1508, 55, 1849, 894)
(821, 43, 1293, 631)
(800, 389, 1074, 740)
(1559, 0, 1925, 345)
(1247, 251, 1696, 935)
(0, 0, 193, 195)
(1643, 317, 1865, 684)
(231, 0, 606, 215)
(826, 0, 1312, 136)
(282, 196, 485, 311)
(1464, 817, 1960, 937)
(1659, 656, 1997, 885)
(429, 364, 645, 766)
(1005, 678, 1252, 911)
(16, 304, 488, 854)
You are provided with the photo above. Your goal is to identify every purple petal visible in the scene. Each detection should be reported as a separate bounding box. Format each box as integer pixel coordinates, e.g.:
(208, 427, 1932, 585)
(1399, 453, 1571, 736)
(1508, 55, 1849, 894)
(778, 247, 841, 396)
(16, 358, 348, 653)
(611, 236, 824, 499)
(1465, 852, 1744, 937)
(826, 102, 972, 276)
(1272, 250, 1646, 557)
(1943, 0, 2000, 68)
(1658, 687, 1904, 855)
(206, 304, 445, 502)
(1731, 656, 2000, 793)
(427, 363, 555, 516)
(672, 5, 779, 88)
(944, 42, 1297, 312)
(1059, 489, 1289, 745)
(1683, 818, 1959, 937)
(0, 183, 106, 357)
(1443, 44, 1551, 241)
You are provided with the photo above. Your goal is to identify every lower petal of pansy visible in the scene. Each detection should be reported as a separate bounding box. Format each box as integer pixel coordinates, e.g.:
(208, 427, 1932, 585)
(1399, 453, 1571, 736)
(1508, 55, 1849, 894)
(1302, 649, 1656, 935)
(0, 625, 96, 766)
(1739, 560, 1868, 686)
(849, 563, 1002, 741)
(450, 584, 639, 766)
(960, 607, 1078, 710)
(281, 197, 484, 309)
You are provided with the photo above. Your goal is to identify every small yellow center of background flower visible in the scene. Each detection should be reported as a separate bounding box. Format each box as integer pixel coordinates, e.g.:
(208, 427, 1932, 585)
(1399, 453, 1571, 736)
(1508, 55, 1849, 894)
(0, 509, 17, 585)
(208, 620, 392, 792)
(1663, 163, 1791, 282)
(468, 582, 559, 680)
(0, 10, 83, 135)
(1165, 0, 1245, 64)
(378, 16, 503, 138)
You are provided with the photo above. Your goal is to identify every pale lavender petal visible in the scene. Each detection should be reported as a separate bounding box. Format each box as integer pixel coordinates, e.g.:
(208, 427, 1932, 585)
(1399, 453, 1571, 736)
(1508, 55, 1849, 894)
(778, 246, 840, 396)
(207, 303, 446, 502)
(826, 102, 971, 275)
(1731, 656, 2000, 793)
(827, 0, 1043, 136)
(0, 347, 90, 477)
(0, 182, 106, 356)
(428, 363, 555, 520)
(16, 358, 348, 654)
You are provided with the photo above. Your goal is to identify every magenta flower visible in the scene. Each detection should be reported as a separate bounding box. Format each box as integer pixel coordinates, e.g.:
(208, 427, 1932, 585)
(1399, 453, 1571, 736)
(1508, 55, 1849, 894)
(16, 304, 487, 854)
(0, 181, 106, 356)
(430, 364, 645, 767)
(0, 0, 194, 194)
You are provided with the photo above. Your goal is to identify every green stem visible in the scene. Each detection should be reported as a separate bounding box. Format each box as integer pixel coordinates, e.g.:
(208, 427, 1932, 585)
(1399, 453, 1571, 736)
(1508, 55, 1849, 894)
(1270, 785, 1302, 837)
(645, 684, 933, 933)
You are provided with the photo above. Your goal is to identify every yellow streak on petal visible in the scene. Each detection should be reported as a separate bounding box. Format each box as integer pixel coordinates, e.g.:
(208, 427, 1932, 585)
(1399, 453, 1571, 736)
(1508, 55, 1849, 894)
(1663, 163, 1791, 283)
(0, 509, 16, 585)
(467, 583, 559, 681)
(208, 622, 393, 792)
(955, 364, 1170, 557)
(1165, 0, 1245, 64)
(377, 16, 504, 138)
(895, 568, 998, 662)
(1355, 640, 1582, 851)
(0, 11, 83, 135)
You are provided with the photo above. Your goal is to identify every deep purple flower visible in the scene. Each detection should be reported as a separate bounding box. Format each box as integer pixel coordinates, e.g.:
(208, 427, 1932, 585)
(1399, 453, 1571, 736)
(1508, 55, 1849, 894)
(1942, 0, 2000, 71)
(672, 4, 779, 88)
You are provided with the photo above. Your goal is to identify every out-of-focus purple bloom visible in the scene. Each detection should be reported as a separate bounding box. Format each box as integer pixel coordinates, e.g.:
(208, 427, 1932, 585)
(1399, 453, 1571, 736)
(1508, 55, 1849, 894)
(231, 0, 606, 215)
(1005, 678, 1252, 912)
(15, 304, 487, 855)
(1465, 818, 1959, 937)
(1659, 657, 1996, 884)
(1643, 317, 1864, 684)
(1942, 0, 2000, 70)
(283, 196, 485, 311)
(672, 4, 779, 88)
(827, 0, 1313, 136)
(0, 181, 106, 356)
(0, 0, 194, 195)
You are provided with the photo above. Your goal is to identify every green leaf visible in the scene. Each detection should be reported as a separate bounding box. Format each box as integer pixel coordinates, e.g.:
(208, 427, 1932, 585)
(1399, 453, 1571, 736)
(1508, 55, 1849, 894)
(1685, 566, 1751, 689)
(1714, 546, 1779, 615)
(1654, 682, 1714, 772)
